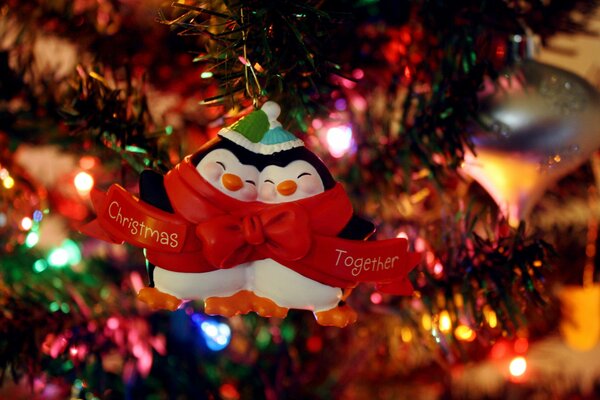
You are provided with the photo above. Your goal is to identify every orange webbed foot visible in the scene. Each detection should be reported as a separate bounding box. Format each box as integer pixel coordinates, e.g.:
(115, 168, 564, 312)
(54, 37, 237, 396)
(314, 304, 357, 328)
(250, 294, 289, 318)
(205, 290, 255, 317)
(138, 287, 183, 311)
(205, 291, 289, 319)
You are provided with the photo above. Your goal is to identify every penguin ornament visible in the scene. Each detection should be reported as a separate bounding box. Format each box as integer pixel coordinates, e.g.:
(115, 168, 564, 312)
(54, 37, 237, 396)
(82, 102, 420, 327)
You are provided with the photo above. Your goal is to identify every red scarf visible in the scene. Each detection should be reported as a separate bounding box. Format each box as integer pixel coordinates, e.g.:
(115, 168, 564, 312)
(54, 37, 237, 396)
(82, 157, 419, 294)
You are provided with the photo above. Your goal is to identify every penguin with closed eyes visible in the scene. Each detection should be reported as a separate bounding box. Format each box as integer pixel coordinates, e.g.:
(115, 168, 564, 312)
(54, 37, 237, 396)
(138, 102, 373, 326)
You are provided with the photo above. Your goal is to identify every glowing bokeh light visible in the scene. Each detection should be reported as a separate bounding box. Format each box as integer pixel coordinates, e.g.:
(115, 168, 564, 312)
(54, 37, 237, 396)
(509, 356, 527, 377)
(48, 248, 69, 267)
(415, 237, 426, 252)
(483, 305, 498, 328)
(325, 125, 353, 158)
(74, 171, 94, 194)
(25, 231, 39, 248)
(438, 310, 452, 333)
(491, 340, 510, 360)
(256, 327, 271, 349)
(3, 176, 15, 189)
(219, 383, 240, 400)
(46, 239, 81, 268)
(350, 94, 367, 111)
(422, 313, 432, 330)
(306, 336, 323, 353)
(454, 325, 476, 342)
(352, 68, 364, 80)
(61, 239, 82, 265)
(454, 293, 464, 308)
(79, 156, 97, 170)
(312, 118, 323, 130)
(33, 210, 43, 222)
(514, 337, 529, 353)
(431, 327, 441, 343)
(200, 320, 231, 351)
(370, 292, 383, 304)
(334, 98, 347, 111)
(33, 259, 48, 273)
(426, 252, 436, 265)
(21, 217, 33, 231)
(400, 327, 413, 343)
(106, 317, 120, 330)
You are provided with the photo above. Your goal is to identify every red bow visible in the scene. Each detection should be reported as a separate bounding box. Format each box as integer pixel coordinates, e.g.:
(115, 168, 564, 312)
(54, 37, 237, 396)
(195, 203, 312, 269)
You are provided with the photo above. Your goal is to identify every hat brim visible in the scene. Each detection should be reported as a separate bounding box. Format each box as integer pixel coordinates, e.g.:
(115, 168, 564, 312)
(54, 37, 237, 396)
(219, 128, 305, 155)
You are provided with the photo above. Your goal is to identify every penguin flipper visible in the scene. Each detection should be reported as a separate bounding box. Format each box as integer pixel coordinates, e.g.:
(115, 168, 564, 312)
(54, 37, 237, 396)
(337, 214, 376, 240)
(139, 169, 174, 288)
(139, 169, 174, 213)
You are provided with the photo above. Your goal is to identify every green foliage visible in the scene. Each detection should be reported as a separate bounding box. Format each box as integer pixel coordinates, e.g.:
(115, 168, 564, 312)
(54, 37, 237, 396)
(60, 66, 173, 173)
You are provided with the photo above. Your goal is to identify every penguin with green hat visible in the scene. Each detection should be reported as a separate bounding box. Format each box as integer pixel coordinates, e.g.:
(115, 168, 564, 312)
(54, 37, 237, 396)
(134, 101, 374, 326)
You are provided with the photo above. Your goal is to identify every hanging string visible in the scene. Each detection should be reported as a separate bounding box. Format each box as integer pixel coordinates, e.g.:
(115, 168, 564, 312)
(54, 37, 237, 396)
(239, 7, 262, 108)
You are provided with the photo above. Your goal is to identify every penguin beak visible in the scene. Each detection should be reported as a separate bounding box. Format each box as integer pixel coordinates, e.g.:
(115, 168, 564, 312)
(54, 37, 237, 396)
(222, 173, 244, 191)
(276, 180, 297, 196)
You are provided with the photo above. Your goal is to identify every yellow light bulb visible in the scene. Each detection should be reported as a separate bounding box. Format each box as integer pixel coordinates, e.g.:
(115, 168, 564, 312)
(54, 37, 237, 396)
(509, 356, 527, 377)
(483, 305, 498, 328)
(74, 171, 94, 194)
(439, 310, 452, 333)
(422, 313, 432, 331)
(3, 176, 14, 189)
(20, 217, 33, 231)
(454, 325, 476, 342)
(400, 327, 413, 343)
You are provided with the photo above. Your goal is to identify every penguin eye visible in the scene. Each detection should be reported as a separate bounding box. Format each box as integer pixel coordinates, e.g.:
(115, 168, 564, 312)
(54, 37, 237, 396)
(264, 179, 274, 184)
(297, 172, 311, 179)
(245, 180, 256, 186)
(216, 161, 226, 170)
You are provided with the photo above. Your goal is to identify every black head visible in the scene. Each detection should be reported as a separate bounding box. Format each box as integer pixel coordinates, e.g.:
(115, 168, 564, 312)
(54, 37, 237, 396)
(190, 137, 336, 190)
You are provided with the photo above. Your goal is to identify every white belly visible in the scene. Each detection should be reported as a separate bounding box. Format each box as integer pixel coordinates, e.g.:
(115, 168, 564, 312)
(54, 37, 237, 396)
(153, 260, 341, 312)
(249, 259, 342, 312)
(154, 264, 249, 300)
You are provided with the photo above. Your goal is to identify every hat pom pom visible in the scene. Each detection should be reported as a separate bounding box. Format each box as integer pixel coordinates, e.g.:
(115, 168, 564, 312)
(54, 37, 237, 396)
(261, 101, 282, 129)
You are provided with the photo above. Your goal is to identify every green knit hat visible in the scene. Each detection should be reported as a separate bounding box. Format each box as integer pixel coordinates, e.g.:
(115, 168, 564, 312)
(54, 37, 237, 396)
(218, 101, 304, 155)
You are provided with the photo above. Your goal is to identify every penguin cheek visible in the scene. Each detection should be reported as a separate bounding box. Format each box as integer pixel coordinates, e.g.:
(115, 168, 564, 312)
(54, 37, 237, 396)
(200, 162, 223, 183)
(259, 184, 277, 202)
(298, 175, 323, 195)
(238, 184, 258, 201)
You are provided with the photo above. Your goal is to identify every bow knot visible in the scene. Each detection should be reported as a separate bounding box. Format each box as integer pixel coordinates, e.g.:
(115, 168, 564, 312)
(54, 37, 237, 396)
(242, 215, 265, 245)
(196, 203, 312, 268)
